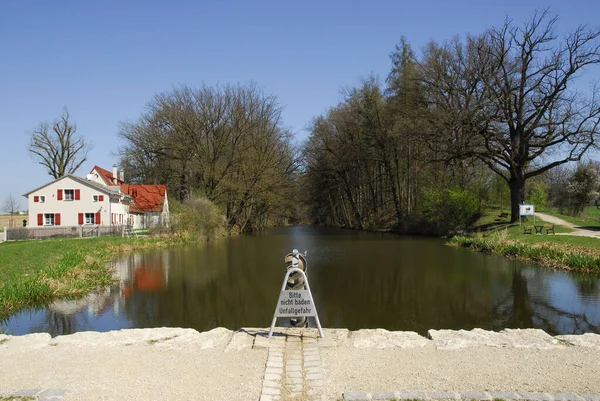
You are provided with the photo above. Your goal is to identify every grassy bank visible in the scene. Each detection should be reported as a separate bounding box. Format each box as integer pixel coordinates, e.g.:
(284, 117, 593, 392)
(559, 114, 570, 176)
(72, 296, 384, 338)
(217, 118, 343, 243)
(448, 207, 600, 273)
(449, 231, 600, 273)
(0, 235, 201, 319)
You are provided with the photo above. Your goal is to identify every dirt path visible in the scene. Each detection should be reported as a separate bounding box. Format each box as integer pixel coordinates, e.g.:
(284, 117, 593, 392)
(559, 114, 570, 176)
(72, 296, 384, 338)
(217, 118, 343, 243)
(535, 212, 600, 238)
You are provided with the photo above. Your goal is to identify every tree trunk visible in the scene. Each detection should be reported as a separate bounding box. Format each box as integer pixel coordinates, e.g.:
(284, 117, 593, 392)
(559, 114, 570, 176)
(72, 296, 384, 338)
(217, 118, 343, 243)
(383, 161, 402, 224)
(509, 172, 526, 223)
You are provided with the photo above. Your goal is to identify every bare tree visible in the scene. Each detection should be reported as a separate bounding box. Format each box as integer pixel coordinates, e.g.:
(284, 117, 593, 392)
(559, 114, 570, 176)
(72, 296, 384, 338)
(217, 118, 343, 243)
(2, 193, 20, 227)
(28, 109, 91, 178)
(118, 84, 300, 232)
(420, 10, 600, 222)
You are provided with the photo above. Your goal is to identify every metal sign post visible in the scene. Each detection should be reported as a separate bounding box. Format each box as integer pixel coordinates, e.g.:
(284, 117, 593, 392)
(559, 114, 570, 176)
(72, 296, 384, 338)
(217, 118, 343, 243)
(268, 267, 324, 338)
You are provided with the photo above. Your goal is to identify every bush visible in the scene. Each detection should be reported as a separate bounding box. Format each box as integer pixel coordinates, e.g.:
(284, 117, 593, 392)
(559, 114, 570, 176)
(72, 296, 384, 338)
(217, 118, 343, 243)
(172, 197, 226, 240)
(421, 188, 482, 235)
(550, 161, 600, 216)
(526, 181, 549, 210)
(567, 162, 600, 216)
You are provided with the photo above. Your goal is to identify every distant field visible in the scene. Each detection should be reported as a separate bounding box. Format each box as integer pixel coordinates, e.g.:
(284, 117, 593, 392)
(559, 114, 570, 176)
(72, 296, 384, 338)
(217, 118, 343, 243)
(0, 214, 28, 228)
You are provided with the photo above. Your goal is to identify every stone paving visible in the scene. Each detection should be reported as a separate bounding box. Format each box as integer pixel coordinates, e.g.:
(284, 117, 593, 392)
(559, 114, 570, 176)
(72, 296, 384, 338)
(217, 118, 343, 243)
(254, 330, 329, 401)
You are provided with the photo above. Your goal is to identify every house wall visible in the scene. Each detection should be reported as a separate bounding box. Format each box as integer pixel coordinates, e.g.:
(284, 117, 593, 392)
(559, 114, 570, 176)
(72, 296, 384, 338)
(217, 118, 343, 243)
(88, 169, 110, 186)
(109, 197, 130, 226)
(27, 177, 129, 227)
(129, 190, 169, 230)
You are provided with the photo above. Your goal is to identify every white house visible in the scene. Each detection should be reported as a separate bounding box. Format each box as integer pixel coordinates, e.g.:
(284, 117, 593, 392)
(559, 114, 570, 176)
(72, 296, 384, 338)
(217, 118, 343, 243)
(23, 165, 169, 229)
(24, 174, 131, 227)
(89, 165, 169, 229)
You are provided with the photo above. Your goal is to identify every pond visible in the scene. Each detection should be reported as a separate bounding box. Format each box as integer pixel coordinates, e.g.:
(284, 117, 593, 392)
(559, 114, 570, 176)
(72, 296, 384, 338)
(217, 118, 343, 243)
(3, 226, 600, 336)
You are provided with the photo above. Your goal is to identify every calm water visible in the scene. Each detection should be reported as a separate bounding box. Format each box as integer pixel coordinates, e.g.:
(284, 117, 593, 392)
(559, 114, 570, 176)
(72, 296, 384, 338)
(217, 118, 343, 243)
(3, 226, 600, 336)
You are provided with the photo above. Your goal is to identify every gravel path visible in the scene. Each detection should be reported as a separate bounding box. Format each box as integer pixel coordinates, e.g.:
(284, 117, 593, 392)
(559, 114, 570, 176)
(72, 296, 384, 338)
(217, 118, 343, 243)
(2, 327, 600, 401)
(535, 212, 600, 238)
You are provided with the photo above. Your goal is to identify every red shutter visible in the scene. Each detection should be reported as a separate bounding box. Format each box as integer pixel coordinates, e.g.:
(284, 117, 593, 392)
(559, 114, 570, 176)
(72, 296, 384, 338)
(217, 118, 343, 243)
(95, 212, 101, 225)
(75, 189, 80, 200)
(34, 196, 39, 202)
(37, 214, 43, 226)
(99, 195, 104, 201)
(55, 213, 61, 226)
(78, 213, 84, 225)
(57, 189, 63, 200)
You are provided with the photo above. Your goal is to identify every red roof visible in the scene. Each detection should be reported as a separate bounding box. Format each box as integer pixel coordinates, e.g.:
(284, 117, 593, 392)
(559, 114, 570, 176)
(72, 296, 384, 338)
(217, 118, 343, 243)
(91, 165, 124, 186)
(120, 184, 167, 213)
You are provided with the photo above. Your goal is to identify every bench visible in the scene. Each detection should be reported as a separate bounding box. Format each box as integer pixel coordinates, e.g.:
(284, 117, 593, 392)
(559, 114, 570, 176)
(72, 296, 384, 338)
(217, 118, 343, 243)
(523, 225, 532, 234)
(545, 225, 555, 234)
(499, 212, 509, 218)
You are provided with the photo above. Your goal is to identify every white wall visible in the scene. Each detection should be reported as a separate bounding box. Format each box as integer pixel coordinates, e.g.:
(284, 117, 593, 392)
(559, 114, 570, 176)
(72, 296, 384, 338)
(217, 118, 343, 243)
(87, 169, 108, 186)
(27, 177, 130, 227)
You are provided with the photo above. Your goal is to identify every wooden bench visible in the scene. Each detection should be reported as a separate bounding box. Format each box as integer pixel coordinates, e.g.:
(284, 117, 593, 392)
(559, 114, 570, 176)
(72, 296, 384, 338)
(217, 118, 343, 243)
(545, 225, 555, 234)
(523, 225, 532, 234)
(499, 212, 509, 218)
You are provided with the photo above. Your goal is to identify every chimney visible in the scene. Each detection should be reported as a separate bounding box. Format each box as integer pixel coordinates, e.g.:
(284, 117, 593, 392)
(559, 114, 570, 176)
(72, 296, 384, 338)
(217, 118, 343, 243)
(112, 164, 118, 185)
(119, 169, 124, 183)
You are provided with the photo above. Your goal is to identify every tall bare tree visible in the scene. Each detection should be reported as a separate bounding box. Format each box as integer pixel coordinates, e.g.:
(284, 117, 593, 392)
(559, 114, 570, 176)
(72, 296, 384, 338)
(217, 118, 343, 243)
(420, 10, 600, 222)
(118, 84, 300, 232)
(28, 109, 91, 178)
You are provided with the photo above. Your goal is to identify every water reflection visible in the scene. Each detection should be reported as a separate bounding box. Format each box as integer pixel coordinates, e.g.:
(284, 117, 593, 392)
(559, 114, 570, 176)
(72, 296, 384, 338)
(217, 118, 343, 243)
(2, 226, 600, 336)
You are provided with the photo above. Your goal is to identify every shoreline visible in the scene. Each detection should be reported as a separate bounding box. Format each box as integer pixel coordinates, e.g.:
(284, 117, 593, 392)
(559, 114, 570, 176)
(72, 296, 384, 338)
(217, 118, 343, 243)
(448, 233, 600, 273)
(2, 327, 600, 400)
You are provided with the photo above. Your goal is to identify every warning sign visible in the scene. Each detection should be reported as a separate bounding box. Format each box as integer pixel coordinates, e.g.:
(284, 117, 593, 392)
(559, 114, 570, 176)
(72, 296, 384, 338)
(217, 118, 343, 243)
(275, 290, 316, 317)
(268, 265, 324, 338)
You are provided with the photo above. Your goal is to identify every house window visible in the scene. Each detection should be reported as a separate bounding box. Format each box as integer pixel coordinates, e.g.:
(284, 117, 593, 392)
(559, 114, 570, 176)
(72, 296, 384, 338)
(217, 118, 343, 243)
(93, 195, 99, 202)
(85, 213, 96, 225)
(39, 195, 45, 203)
(64, 189, 75, 201)
(44, 214, 55, 226)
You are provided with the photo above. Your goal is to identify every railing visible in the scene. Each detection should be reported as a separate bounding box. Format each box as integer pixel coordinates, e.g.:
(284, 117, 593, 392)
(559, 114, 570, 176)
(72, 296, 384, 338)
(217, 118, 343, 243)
(4, 225, 128, 241)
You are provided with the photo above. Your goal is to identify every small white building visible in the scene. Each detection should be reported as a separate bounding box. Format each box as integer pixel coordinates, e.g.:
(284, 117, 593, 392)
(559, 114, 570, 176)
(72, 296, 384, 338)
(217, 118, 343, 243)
(24, 174, 131, 227)
(23, 165, 169, 229)
(89, 165, 169, 229)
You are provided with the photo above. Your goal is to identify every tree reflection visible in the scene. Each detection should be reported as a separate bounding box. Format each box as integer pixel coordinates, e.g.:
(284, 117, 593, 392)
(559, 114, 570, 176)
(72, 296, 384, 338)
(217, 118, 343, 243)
(492, 266, 600, 335)
(508, 268, 534, 328)
(29, 309, 89, 337)
(8, 229, 600, 336)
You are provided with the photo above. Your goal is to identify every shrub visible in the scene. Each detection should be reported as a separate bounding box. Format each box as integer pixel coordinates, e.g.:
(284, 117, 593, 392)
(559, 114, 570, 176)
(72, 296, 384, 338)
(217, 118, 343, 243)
(421, 188, 482, 235)
(526, 181, 549, 211)
(172, 197, 226, 240)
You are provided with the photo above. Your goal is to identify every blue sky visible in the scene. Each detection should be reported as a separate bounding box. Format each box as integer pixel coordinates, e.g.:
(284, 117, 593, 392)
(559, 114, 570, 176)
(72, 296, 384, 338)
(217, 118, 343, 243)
(1, 0, 599, 210)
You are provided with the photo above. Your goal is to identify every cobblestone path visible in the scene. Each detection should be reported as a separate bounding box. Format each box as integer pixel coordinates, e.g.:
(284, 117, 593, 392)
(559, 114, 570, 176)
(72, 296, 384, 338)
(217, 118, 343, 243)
(255, 330, 332, 401)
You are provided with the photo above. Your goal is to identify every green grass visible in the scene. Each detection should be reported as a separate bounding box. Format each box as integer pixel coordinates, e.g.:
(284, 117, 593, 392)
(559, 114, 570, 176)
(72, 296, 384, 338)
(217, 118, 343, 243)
(452, 206, 600, 272)
(0, 397, 36, 401)
(0, 235, 201, 319)
(449, 232, 600, 272)
(542, 206, 600, 228)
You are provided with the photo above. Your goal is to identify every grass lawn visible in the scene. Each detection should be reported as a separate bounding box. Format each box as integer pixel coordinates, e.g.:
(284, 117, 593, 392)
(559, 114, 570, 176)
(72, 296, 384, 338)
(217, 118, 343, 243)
(475, 206, 600, 248)
(0, 235, 198, 319)
(449, 206, 600, 273)
(540, 206, 600, 228)
(474, 206, 575, 237)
